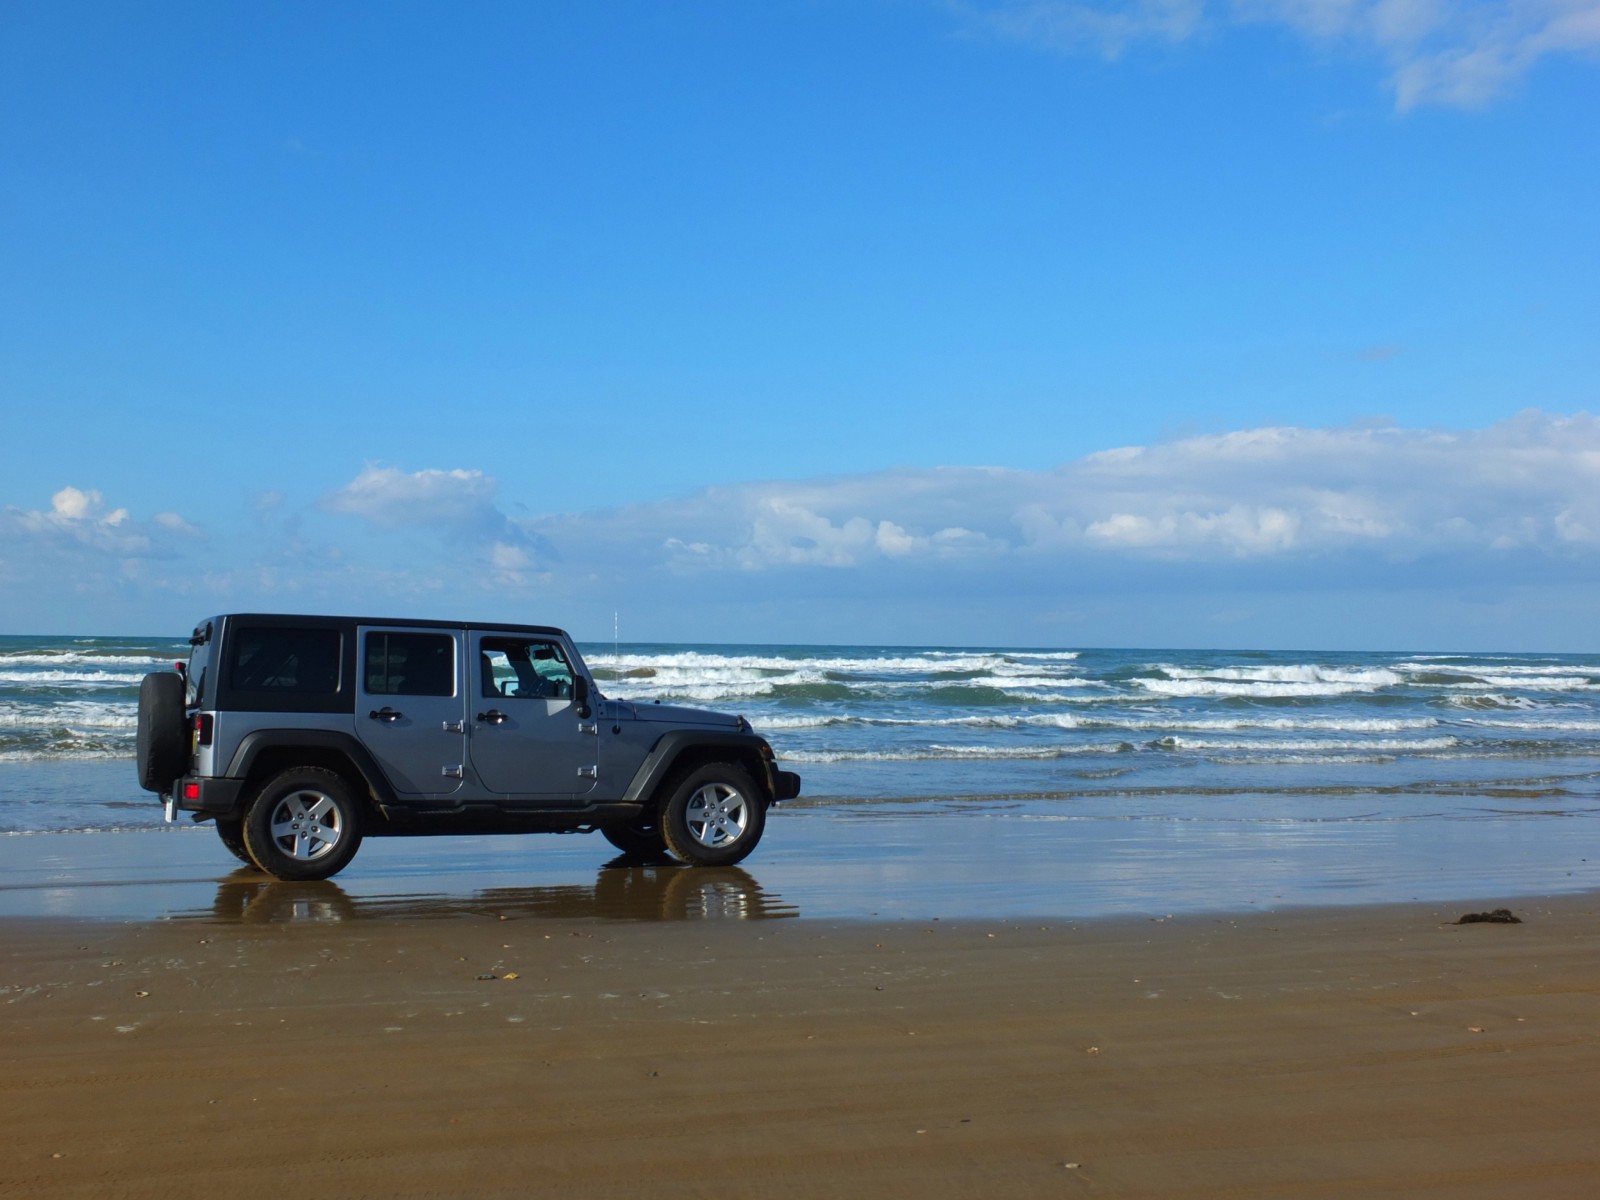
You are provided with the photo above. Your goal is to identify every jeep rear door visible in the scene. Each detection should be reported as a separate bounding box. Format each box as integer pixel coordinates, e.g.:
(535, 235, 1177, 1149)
(355, 627, 467, 796)
(468, 631, 598, 802)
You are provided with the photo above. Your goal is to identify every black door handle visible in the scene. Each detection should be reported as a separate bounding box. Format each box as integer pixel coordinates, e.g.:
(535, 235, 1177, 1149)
(476, 709, 507, 725)
(369, 707, 402, 722)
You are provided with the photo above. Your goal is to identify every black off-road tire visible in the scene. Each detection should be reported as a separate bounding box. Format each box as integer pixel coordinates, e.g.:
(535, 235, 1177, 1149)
(241, 767, 364, 882)
(135, 671, 187, 793)
(660, 762, 766, 867)
(601, 812, 669, 859)
(214, 816, 255, 866)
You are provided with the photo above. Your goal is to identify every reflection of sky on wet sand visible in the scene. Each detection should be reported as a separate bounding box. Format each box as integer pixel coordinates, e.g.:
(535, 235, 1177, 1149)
(3, 793, 1598, 923)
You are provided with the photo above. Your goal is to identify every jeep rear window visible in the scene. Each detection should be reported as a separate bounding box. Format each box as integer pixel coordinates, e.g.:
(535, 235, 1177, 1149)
(185, 641, 210, 706)
(365, 632, 456, 697)
(186, 620, 212, 706)
(229, 627, 342, 694)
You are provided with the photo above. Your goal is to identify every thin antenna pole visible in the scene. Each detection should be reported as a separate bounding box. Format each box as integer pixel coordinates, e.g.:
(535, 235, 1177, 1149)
(614, 610, 620, 677)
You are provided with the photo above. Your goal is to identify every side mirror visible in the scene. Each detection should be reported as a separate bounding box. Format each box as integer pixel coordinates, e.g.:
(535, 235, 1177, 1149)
(574, 674, 591, 719)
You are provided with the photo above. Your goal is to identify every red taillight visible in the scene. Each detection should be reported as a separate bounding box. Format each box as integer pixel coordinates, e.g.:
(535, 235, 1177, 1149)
(193, 713, 213, 746)
(184, 782, 200, 801)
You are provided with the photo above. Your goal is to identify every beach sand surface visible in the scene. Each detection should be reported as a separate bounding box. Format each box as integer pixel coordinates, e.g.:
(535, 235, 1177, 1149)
(4, 895, 1598, 1198)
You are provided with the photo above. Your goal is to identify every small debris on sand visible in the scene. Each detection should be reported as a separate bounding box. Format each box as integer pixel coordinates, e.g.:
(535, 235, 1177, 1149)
(1455, 909, 1522, 925)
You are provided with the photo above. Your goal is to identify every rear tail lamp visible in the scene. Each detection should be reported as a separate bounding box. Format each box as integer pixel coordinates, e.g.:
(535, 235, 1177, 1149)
(193, 713, 214, 746)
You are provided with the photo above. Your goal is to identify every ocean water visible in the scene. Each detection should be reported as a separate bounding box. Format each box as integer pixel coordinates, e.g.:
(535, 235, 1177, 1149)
(4, 634, 1600, 833)
(3, 634, 1600, 918)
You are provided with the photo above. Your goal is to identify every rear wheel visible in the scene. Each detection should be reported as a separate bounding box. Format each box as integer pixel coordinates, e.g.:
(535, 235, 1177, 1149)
(660, 763, 766, 867)
(241, 767, 364, 881)
(215, 816, 254, 866)
(135, 671, 187, 794)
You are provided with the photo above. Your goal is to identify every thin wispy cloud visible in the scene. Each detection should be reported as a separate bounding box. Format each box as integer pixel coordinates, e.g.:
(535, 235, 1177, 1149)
(953, 0, 1600, 107)
(319, 464, 550, 586)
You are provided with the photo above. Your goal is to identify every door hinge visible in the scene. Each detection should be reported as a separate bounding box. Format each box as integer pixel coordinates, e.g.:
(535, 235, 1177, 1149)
(442, 765, 463, 779)
(578, 722, 598, 736)
(577, 765, 598, 779)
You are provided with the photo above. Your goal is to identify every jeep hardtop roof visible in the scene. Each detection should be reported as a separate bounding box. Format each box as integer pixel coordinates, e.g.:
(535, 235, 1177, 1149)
(193, 613, 571, 642)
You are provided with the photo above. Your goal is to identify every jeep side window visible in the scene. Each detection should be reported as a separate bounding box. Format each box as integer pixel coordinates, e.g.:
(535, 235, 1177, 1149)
(479, 638, 574, 700)
(230, 627, 342, 694)
(366, 632, 457, 697)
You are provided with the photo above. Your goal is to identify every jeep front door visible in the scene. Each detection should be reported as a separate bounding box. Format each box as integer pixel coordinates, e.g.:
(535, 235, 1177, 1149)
(468, 632, 597, 801)
(355, 627, 467, 797)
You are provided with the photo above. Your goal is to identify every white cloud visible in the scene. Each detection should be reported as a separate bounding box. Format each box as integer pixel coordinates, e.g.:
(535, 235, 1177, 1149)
(0, 486, 189, 557)
(153, 511, 202, 536)
(318, 464, 554, 589)
(8, 416, 1600, 646)
(955, 0, 1600, 107)
(513, 411, 1600, 576)
(321, 465, 502, 532)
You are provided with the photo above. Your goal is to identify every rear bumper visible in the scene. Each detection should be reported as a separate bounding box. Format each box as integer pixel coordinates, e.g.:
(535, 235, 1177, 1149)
(773, 770, 801, 802)
(165, 775, 245, 819)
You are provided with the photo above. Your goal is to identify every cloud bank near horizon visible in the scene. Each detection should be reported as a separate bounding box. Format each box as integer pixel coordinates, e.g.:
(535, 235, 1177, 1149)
(492, 410, 1600, 579)
(953, 0, 1600, 108)
(6, 411, 1600, 644)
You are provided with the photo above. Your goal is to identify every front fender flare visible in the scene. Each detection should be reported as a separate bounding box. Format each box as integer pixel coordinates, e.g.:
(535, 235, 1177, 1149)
(620, 731, 778, 806)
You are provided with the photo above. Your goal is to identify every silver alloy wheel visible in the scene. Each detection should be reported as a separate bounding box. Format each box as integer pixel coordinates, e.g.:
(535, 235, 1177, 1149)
(267, 788, 345, 861)
(683, 782, 750, 848)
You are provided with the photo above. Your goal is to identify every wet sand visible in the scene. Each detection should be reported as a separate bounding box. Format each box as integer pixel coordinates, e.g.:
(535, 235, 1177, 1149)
(4, 892, 1599, 1198)
(6, 788, 1600, 923)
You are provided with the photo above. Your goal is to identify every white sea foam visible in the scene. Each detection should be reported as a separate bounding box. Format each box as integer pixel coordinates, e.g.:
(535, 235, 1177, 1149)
(973, 674, 1095, 688)
(1455, 717, 1600, 731)
(1444, 693, 1542, 709)
(1136, 678, 1381, 699)
(0, 651, 168, 668)
(784, 742, 1135, 763)
(0, 701, 137, 730)
(756, 712, 1439, 734)
(1151, 736, 1458, 753)
(1400, 661, 1598, 678)
(612, 680, 781, 703)
(589, 650, 1012, 676)
(1449, 675, 1593, 691)
(1091, 715, 1436, 733)
(0, 669, 147, 687)
(0, 749, 128, 763)
(1157, 664, 1405, 687)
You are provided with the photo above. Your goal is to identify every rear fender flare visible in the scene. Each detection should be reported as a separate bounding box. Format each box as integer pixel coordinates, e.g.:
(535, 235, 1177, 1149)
(225, 730, 399, 809)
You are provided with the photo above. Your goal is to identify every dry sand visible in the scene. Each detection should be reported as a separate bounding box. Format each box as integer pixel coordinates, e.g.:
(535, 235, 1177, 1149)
(3, 895, 1598, 1199)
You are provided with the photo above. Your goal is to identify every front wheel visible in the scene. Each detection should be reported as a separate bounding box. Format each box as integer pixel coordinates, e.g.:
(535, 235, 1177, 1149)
(601, 814, 669, 860)
(241, 768, 364, 881)
(660, 763, 766, 867)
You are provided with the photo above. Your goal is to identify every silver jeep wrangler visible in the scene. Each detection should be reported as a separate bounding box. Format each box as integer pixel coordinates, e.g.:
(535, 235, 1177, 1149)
(136, 614, 800, 881)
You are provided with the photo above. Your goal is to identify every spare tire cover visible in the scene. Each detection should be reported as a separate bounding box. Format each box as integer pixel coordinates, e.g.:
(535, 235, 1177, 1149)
(136, 671, 187, 793)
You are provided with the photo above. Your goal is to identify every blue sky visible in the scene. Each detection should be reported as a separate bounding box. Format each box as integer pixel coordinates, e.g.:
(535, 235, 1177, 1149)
(2, 1, 1597, 649)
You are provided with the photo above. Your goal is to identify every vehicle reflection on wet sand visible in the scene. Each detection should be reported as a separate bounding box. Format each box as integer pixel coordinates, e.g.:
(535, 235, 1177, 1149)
(190, 856, 800, 924)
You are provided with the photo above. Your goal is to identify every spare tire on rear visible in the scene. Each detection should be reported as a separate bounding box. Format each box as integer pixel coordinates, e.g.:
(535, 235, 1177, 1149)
(136, 671, 187, 793)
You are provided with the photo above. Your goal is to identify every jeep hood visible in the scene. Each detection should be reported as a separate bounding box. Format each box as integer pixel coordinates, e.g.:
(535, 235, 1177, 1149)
(603, 699, 743, 729)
